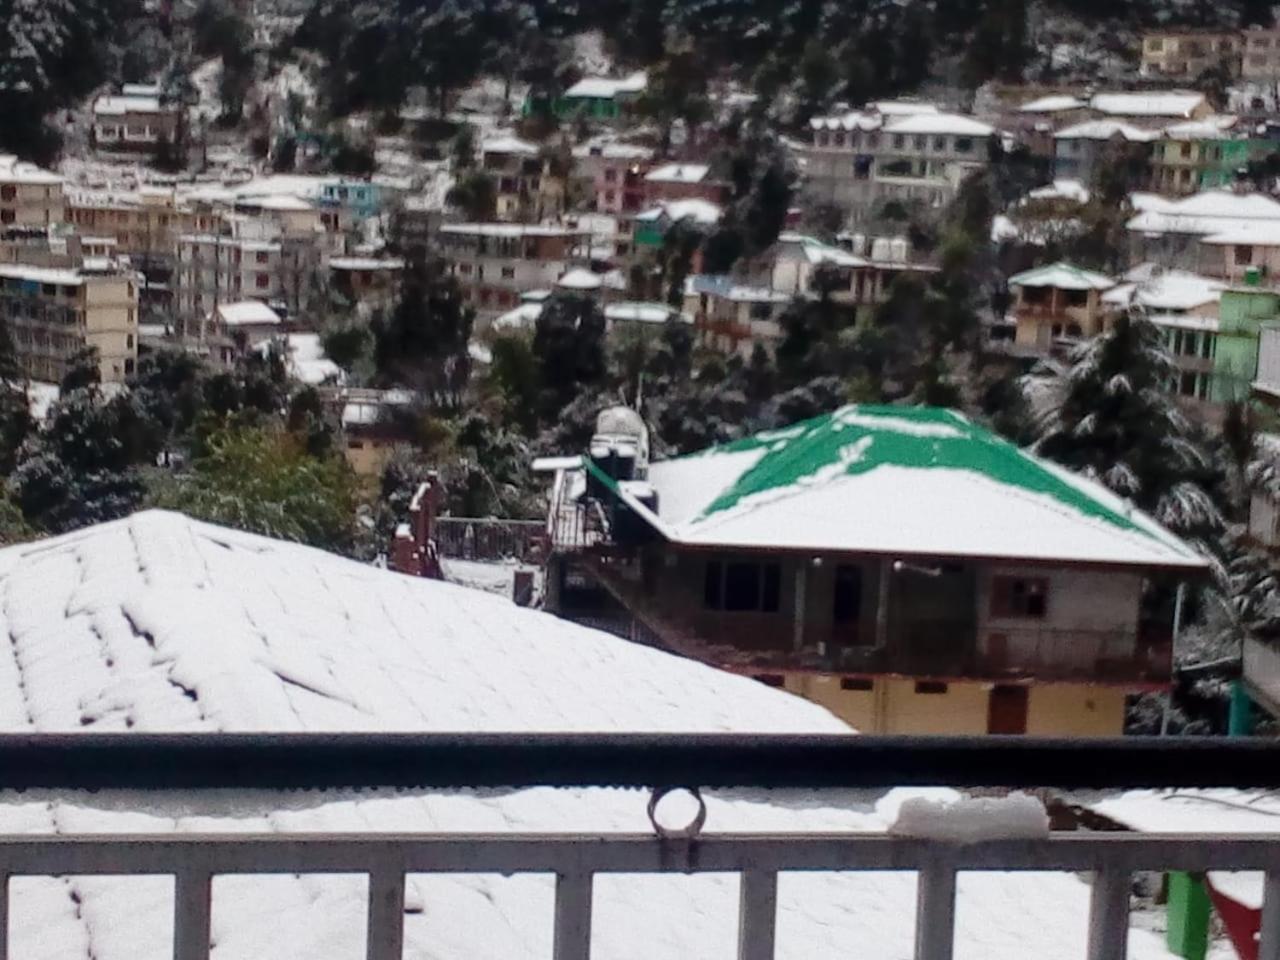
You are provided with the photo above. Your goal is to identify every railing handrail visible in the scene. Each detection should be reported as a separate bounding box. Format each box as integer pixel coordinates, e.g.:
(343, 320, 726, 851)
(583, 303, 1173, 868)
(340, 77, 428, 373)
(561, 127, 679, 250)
(2, 733, 1280, 790)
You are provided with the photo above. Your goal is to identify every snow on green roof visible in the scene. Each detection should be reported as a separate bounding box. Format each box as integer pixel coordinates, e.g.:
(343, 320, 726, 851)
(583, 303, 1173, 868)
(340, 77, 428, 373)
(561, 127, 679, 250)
(1009, 262, 1115, 291)
(637, 405, 1205, 569)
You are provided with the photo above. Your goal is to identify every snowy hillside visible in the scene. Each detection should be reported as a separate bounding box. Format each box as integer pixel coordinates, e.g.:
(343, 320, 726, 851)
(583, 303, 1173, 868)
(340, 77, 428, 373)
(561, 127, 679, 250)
(0, 512, 1182, 960)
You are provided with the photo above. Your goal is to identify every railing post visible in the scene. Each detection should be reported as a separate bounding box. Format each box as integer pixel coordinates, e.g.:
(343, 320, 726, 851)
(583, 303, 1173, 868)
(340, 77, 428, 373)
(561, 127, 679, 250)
(1086, 870, 1130, 960)
(173, 867, 212, 960)
(553, 872, 593, 960)
(1258, 872, 1280, 960)
(0, 871, 8, 960)
(738, 870, 778, 960)
(366, 865, 405, 960)
(914, 864, 956, 960)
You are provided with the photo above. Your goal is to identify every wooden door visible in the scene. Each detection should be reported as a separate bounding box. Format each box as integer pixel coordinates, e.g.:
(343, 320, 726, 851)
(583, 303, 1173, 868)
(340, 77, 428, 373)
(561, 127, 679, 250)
(987, 685, 1029, 735)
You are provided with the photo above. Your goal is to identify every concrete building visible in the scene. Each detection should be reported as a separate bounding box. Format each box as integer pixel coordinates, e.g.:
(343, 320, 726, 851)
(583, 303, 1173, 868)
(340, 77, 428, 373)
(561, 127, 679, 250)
(682, 275, 791, 357)
(1242, 27, 1280, 79)
(0, 156, 64, 228)
(0, 263, 138, 383)
(539, 404, 1206, 736)
(437, 222, 588, 317)
(1151, 119, 1277, 195)
(642, 163, 729, 207)
(1052, 120, 1160, 182)
(571, 141, 653, 215)
(478, 136, 565, 223)
(528, 71, 647, 121)
(1088, 91, 1213, 125)
(1126, 191, 1280, 271)
(804, 104, 995, 214)
(1007, 262, 1116, 354)
(328, 256, 404, 309)
(1140, 31, 1241, 79)
(1212, 283, 1280, 405)
(91, 84, 180, 152)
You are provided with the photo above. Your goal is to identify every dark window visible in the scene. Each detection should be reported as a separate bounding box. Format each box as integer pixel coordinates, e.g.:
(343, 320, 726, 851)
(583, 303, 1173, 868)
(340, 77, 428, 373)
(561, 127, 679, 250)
(754, 674, 786, 688)
(705, 560, 781, 612)
(725, 562, 761, 611)
(991, 576, 1049, 618)
(954, 137, 974, 153)
(1064, 289, 1088, 307)
(915, 681, 949, 694)
(833, 565, 862, 623)
(840, 676, 873, 691)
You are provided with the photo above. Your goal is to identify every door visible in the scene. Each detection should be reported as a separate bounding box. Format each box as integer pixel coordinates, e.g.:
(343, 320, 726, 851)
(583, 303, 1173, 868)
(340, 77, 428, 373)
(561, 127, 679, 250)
(987, 685, 1029, 735)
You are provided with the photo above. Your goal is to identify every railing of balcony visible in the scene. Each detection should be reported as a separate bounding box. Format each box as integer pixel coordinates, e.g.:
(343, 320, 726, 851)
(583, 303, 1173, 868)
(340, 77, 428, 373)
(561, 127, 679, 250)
(4, 735, 1280, 960)
(434, 516, 545, 562)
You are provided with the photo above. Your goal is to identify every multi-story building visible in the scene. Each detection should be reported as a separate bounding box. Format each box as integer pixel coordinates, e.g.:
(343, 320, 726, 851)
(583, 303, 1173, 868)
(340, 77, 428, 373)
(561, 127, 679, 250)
(479, 136, 565, 223)
(1242, 27, 1280, 79)
(0, 263, 138, 383)
(1140, 30, 1242, 78)
(572, 142, 653, 215)
(0, 156, 64, 228)
(1006, 262, 1115, 354)
(1211, 282, 1280, 405)
(437, 223, 587, 317)
(681, 275, 791, 357)
(1103, 269, 1224, 416)
(539, 404, 1206, 736)
(804, 104, 995, 213)
(1125, 191, 1280, 270)
(91, 84, 180, 152)
(1053, 120, 1160, 182)
(643, 163, 730, 207)
(1149, 119, 1277, 195)
(328, 256, 404, 309)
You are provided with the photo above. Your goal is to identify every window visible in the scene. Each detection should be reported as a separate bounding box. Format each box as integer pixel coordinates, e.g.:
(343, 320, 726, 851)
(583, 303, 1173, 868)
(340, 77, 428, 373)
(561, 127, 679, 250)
(853, 155, 873, 180)
(1063, 289, 1088, 307)
(892, 134, 905, 149)
(833, 565, 862, 623)
(1147, 38, 1164, 51)
(604, 169, 617, 182)
(124, 358, 135, 376)
(913, 136, 927, 150)
(0, 186, 13, 201)
(459, 263, 473, 275)
(126, 334, 134, 348)
(255, 273, 269, 289)
(256, 251, 270, 264)
(501, 266, 515, 279)
(0, 210, 13, 225)
(1236, 244, 1255, 265)
(915, 681, 948, 695)
(704, 560, 781, 613)
(933, 136, 947, 151)
(954, 137, 974, 153)
(840, 677, 873, 691)
(990, 576, 1049, 618)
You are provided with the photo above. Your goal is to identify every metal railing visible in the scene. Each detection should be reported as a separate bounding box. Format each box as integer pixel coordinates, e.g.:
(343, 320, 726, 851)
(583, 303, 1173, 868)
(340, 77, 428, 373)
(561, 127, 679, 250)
(4, 735, 1280, 960)
(434, 516, 545, 562)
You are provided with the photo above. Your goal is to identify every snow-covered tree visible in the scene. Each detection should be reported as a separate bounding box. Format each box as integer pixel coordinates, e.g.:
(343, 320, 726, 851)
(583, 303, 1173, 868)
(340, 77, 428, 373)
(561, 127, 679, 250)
(1026, 308, 1223, 550)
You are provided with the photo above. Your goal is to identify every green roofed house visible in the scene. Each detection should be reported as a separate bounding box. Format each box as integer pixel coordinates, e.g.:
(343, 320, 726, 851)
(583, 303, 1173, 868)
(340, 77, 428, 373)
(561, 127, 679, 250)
(1007, 262, 1115, 356)
(537, 404, 1207, 737)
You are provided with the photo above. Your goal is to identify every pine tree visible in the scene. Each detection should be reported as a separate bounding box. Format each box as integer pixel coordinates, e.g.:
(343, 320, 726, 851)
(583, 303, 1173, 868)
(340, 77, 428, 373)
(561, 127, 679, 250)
(1027, 309, 1222, 547)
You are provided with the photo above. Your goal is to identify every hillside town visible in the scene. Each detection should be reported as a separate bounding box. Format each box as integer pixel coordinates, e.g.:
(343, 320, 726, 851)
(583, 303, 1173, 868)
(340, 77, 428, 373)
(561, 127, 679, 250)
(6, 0, 1280, 958)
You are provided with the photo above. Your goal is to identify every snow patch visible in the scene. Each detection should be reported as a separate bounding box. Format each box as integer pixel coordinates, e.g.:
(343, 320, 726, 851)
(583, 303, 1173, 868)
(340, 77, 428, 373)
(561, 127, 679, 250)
(833, 408, 965, 438)
(889, 793, 1050, 842)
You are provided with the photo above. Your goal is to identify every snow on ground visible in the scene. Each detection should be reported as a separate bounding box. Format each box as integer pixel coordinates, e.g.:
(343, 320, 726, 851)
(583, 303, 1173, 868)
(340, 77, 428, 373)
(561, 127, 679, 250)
(0, 511, 1184, 960)
(440, 556, 540, 600)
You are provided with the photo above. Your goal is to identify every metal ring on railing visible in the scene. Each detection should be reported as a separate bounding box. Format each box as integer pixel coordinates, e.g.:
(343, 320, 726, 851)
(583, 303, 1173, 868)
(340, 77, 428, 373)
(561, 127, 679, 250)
(647, 786, 707, 840)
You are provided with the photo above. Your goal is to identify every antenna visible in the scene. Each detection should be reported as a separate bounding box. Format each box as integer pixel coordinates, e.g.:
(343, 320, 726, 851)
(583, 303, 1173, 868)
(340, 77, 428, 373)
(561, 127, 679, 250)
(635, 372, 645, 413)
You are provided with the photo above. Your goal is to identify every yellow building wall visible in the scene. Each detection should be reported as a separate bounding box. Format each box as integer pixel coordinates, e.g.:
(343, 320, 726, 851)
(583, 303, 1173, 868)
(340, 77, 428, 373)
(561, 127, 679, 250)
(1026, 684, 1127, 737)
(784, 674, 878, 732)
(775, 672, 1130, 736)
(882, 678, 990, 735)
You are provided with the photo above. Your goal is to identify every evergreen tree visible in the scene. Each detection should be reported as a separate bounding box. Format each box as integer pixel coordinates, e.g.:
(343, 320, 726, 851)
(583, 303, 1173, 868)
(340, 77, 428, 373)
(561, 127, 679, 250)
(531, 292, 607, 423)
(1027, 310, 1222, 546)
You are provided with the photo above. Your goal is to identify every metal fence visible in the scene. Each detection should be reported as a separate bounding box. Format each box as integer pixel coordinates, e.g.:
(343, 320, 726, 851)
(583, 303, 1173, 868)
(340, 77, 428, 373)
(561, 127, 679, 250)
(434, 517, 545, 562)
(3, 735, 1280, 960)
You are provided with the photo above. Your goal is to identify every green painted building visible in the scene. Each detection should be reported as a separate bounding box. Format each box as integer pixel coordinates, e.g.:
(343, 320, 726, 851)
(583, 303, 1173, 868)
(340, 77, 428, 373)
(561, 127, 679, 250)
(1152, 130, 1280, 194)
(523, 72, 647, 122)
(1212, 284, 1280, 404)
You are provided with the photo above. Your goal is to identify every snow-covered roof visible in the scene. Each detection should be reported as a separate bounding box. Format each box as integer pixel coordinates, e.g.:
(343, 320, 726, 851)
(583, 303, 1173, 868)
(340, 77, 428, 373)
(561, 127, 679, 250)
(645, 163, 710, 184)
(440, 223, 583, 238)
(1126, 191, 1280, 237)
(1026, 179, 1090, 204)
(1162, 116, 1238, 140)
(809, 110, 884, 131)
(604, 301, 690, 325)
(870, 100, 940, 116)
(256, 332, 343, 385)
(557, 267, 605, 290)
(240, 194, 314, 212)
(882, 113, 995, 137)
(92, 94, 169, 116)
(572, 140, 654, 160)
(0, 154, 63, 186)
(481, 134, 539, 156)
(626, 406, 1205, 569)
(635, 198, 723, 226)
(686, 274, 792, 304)
(1009, 262, 1115, 291)
(493, 301, 544, 330)
(1101, 271, 1224, 311)
(1201, 222, 1280, 246)
(215, 300, 281, 327)
(1018, 95, 1086, 113)
(1054, 120, 1161, 142)
(329, 257, 406, 271)
(563, 71, 647, 99)
(1090, 91, 1207, 118)
(0, 264, 86, 286)
(0, 510, 1193, 960)
(778, 232, 866, 267)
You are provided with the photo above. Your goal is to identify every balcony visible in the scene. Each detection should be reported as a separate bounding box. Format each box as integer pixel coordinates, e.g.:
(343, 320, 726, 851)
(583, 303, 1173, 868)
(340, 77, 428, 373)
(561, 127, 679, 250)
(1, 734, 1280, 960)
